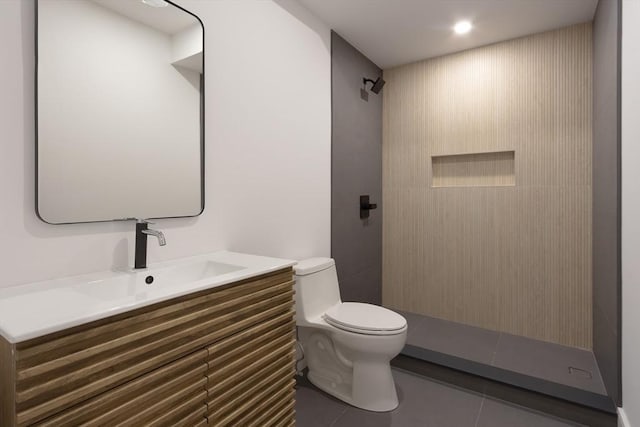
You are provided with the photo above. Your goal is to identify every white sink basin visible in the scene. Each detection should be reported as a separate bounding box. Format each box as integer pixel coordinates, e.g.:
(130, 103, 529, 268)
(73, 261, 245, 301)
(0, 251, 296, 343)
(159, 260, 245, 283)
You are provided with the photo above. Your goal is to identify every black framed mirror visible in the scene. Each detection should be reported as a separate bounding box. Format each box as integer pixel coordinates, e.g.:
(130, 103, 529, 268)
(36, 0, 204, 224)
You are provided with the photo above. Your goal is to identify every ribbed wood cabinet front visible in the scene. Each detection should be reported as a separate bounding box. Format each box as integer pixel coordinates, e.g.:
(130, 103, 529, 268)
(0, 268, 296, 427)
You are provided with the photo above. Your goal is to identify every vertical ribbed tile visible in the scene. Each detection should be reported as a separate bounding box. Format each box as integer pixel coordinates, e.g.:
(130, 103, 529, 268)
(382, 24, 592, 349)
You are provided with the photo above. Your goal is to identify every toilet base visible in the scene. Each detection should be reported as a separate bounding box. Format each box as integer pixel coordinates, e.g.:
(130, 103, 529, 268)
(306, 358, 400, 412)
(298, 323, 406, 413)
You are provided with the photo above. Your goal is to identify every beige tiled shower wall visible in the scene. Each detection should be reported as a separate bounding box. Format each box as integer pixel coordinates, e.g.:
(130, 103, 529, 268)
(382, 23, 593, 349)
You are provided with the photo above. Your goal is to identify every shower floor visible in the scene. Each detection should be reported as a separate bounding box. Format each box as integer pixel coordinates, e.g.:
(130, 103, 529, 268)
(397, 311, 614, 413)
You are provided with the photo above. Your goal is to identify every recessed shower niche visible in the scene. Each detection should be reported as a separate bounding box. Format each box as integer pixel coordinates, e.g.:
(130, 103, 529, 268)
(431, 150, 516, 188)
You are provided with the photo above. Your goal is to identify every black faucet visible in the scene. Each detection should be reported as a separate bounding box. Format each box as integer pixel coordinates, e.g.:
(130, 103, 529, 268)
(134, 219, 166, 269)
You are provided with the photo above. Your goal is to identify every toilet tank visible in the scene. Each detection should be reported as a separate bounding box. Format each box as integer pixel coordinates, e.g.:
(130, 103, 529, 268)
(294, 258, 342, 325)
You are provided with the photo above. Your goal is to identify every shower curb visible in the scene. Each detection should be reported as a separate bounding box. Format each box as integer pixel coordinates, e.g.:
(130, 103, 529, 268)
(399, 344, 617, 414)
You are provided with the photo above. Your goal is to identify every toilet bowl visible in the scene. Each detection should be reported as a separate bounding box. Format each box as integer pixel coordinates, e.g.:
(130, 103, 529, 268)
(294, 258, 407, 412)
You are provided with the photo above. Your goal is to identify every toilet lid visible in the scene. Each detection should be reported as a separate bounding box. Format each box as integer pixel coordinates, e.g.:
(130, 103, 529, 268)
(324, 303, 407, 335)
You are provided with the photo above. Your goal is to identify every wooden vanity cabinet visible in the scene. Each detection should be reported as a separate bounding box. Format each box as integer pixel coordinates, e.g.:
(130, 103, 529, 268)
(0, 268, 296, 426)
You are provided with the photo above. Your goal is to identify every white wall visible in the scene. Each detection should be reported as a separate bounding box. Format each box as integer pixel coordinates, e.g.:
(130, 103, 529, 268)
(621, 0, 640, 426)
(172, 23, 203, 64)
(0, 0, 330, 288)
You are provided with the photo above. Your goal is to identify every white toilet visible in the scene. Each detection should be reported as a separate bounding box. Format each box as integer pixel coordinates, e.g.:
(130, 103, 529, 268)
(294, 258, 407, 412)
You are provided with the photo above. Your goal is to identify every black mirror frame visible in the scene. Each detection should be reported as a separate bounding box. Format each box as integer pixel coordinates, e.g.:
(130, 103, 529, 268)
(34, 0, 206, 225)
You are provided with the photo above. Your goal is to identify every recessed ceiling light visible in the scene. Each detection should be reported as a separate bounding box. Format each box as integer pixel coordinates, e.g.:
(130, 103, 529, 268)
(454, 20, 473, 35)
(141, 0, 169, 7)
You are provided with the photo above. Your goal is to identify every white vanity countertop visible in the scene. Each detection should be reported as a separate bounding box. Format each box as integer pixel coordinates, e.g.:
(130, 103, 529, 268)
(0, 251, 296, 343)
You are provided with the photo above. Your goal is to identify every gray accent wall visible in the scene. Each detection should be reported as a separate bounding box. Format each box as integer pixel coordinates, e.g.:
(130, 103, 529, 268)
(331, 31, 382, 304)
(593, 0, 622, 406)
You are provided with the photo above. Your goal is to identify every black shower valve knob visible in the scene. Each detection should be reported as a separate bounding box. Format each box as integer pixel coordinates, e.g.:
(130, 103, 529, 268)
(360, 195, 377, 219)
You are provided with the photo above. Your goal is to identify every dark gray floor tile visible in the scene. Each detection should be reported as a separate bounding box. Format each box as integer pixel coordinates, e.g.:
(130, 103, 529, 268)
(331, 369, 483, 427)
(492, 333, 607, 395)
(399, 311, 500, 365)
(482, 379, 617, 427)
(296, 375, 348, 427)
(476, 398, 583, 427)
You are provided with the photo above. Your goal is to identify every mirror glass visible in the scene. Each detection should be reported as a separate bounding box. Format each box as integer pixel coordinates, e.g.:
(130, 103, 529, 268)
(36, 0, 204, 224)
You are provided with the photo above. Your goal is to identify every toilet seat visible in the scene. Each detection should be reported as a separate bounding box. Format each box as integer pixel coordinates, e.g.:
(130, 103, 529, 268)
(323, 302, 407, 335)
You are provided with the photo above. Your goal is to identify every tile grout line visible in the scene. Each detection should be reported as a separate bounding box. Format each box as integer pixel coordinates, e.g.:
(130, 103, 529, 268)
(474, 396, 486, 427)
(328, 407, 349, 427)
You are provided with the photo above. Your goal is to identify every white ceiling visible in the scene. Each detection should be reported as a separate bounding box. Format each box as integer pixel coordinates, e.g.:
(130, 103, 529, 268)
(91, 0, 198, 35)
(298, 0, 599, 69)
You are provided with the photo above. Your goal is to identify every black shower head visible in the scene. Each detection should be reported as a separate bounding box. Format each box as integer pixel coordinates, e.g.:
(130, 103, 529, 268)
(363, 76, 386, 94)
